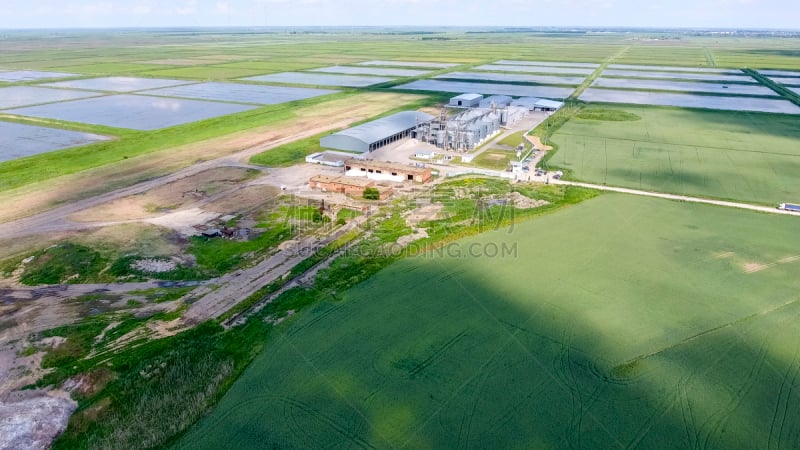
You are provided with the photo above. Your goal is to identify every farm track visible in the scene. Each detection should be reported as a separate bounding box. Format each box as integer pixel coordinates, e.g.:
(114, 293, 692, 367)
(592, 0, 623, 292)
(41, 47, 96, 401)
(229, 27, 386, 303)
(221, 222, 368, 328)
(551, 179, 798, 216)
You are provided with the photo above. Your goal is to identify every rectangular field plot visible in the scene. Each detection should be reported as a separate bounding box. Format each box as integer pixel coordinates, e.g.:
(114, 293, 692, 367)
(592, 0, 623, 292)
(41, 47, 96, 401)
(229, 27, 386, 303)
(42, 77, 193, 92)
(607, 64, 742, 74)
(495, 60, 600, 68)
(241, 72, 393, 87)
(0, 70, 78, 82)
(357, 60, 458, 68)
(580, 88, 800, 114)
(757, 69, 800, 78)
(602, 69, 755, 83)
(550, 105, 800, 204)
(0, 121, 109, 162)
(475, 64, 595, 76)
(592, 78, 778, 96)
(6, 95, 256, 131)
(768, 77, 800, 87)
(139, 82, 338, 105)
(436, 71, 585, 85)
(309, 65, 430, 77)
(0, 86, 101, 109)
(178, 193, 800, 450)
(393, 80, 575, 99)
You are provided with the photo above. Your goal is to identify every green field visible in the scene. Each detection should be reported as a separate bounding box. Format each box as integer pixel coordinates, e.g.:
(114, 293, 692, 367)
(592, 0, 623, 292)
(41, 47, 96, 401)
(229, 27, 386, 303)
(547, 105, 800, 205)
(178, 194, 800, 449)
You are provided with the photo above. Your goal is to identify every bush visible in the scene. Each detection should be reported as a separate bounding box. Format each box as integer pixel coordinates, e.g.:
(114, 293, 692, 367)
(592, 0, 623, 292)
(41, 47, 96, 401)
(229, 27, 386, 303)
(363, 187, 380, 200)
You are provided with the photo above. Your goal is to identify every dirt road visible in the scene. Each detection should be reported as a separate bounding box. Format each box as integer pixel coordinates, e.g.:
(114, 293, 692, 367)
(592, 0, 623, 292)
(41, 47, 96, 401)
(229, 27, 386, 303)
(183, 216, 366, 323)
(551, 179, 798, 216)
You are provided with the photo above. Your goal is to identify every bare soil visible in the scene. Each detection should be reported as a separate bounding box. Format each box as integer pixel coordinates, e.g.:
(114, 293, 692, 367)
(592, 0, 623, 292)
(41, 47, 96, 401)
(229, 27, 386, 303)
(507, 191, 549, 209)
(69, 167, 257, 222)
(204, 184, 281, 214)
(526, 135, 554, 151)
(0, 390, 76, 450)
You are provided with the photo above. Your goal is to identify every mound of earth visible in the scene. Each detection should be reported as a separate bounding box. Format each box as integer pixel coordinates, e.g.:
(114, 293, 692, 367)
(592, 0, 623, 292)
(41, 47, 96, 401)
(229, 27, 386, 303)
(132, 258, 177, 273)
(508, 191, 549, 209)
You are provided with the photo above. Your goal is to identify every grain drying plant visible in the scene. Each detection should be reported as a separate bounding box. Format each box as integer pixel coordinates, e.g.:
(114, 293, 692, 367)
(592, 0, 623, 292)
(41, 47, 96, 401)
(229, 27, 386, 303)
(415, 94, 529, 152)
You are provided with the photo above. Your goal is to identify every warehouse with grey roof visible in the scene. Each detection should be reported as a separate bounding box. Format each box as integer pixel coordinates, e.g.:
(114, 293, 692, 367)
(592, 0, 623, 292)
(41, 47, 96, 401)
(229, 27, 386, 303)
(320, 111, 435, 153)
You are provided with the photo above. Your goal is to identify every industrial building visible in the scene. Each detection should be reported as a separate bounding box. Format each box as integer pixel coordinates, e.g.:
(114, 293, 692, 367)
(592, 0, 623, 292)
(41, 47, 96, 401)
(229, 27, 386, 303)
(344, 159, 433, 183)
(320, 111, 435, 153)
(415, 106, 527, 152)
(511, 97, 565, 112)
(309, 174, 392, 199)
(449, 93, 483, 107)
(479, 95, 513, 108)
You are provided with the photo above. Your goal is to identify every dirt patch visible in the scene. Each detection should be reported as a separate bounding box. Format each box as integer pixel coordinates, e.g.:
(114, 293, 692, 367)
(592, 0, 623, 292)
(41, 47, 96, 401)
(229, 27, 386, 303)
(132, 258, 177, 273)
(486, 154, 506, 161)
(743, 262, 767, 273)
(526, 135, 553, 151)
(69, 167, 257, 223)
(397, 228, 429, 247)
(0, 391, 76, 450)
(714, 251, 736, 259)
(147, 318, 187, 339)
(145, 208, 220, 236)
(62, 368, 115, 398)
(205, 184, 281, 214)
(743, 255, 800, 274)
(508, 192, 549, 209)
(404, 204, 446, 227)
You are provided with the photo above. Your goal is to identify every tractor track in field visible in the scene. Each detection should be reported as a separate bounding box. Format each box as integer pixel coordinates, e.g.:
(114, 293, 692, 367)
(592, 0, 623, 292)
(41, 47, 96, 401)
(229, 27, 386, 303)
(697, 337, 769, 450)
(455, 368, 489, 450)
(768, 341, 800, 450)
(408, 330, 468, 377)
(625, 338, 739, 450)
(281, 396, 377, 450)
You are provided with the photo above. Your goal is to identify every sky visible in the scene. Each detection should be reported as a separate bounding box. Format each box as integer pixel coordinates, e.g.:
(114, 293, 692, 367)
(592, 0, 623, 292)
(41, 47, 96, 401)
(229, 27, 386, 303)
(0, 0, 798, 30)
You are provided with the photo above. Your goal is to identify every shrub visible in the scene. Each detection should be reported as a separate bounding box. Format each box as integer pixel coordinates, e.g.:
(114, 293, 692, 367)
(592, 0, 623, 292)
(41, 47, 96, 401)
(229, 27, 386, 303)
(363, 187, 380, 200)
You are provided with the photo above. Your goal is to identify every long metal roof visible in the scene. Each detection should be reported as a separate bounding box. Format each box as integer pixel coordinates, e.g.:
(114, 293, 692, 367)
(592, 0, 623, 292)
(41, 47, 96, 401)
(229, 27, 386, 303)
(330, 111, 434, 146)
